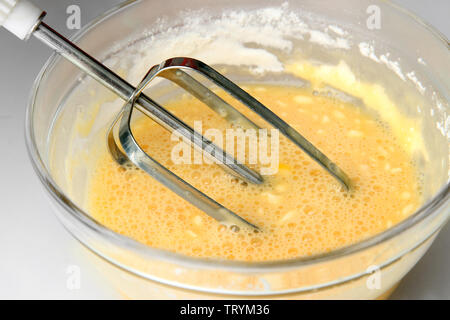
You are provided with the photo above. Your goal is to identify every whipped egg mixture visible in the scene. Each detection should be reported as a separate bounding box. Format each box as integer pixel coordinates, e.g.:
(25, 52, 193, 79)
(87, 82, 421, 261)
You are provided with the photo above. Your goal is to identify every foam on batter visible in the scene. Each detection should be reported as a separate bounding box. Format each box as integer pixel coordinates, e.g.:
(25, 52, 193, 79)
(87, 85, 421, 261)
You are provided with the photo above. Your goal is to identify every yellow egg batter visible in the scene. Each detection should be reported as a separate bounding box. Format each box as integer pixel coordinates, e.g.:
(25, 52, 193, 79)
(87, 84, 421, 261)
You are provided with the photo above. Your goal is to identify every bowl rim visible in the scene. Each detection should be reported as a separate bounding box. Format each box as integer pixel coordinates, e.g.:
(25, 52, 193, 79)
(25, 0, 450, 278)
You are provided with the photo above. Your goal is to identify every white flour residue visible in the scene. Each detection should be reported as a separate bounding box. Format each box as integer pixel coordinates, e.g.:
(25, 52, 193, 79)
(359, 41, 427, 94)
(406, 71, 426, 94)
(327, 25, 348, 37)
(358, 41, 380, 63)
(109, 2, 350, 82)
(379, 53, 406, 81)
(359, 42, 405, 80)
(309, 30, 350, 49)
(431, 91, 449, 138)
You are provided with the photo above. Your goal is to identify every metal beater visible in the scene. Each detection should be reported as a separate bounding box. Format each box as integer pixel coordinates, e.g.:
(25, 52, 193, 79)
(1, 0, 351, 231)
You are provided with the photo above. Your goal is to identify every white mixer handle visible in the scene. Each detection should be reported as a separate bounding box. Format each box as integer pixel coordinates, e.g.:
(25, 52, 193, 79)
(0, 0, 43, 40)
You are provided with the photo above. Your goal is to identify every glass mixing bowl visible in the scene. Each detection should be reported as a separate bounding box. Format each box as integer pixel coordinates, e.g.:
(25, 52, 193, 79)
(26, 0, 449, 299)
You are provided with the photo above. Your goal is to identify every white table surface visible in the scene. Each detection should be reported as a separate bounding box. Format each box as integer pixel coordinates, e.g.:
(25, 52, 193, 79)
(0, 0, 448, 299)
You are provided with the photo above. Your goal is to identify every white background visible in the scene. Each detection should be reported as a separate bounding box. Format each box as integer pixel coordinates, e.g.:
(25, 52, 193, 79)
(0, 0, 448, 299)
